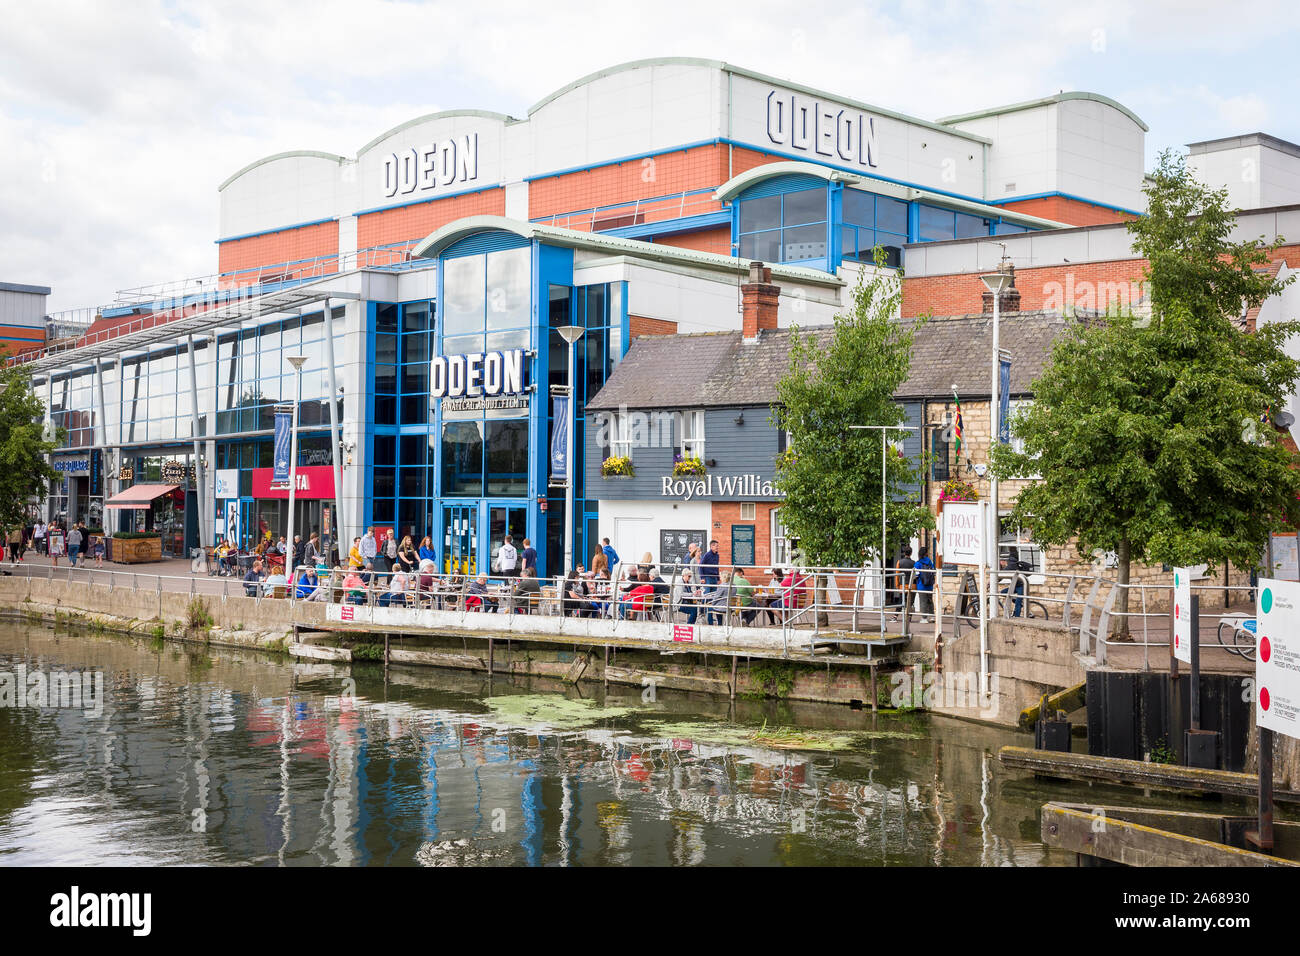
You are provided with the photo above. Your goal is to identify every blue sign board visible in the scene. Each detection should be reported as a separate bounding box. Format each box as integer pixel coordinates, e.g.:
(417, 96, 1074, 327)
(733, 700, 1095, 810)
(273, 409, 292, 483)
(998, 355, 1012, 444)
(550, 396, 569, 481)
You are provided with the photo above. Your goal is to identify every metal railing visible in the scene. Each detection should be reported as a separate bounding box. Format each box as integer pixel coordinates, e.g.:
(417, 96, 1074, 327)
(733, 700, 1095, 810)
(531, 189, 722, 233)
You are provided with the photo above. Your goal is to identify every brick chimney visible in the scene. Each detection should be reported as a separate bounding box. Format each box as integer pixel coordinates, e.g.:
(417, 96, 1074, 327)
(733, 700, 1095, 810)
(981, 262, 1021, 314)
(741, 260, 780, 340)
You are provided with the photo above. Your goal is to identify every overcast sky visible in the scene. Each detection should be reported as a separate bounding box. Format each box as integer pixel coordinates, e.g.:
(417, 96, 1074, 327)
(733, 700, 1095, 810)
(3, 0, 1297, 313)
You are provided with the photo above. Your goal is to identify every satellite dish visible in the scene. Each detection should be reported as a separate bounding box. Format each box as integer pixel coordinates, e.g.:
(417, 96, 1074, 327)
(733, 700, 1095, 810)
(1275, 410, 1296, 428)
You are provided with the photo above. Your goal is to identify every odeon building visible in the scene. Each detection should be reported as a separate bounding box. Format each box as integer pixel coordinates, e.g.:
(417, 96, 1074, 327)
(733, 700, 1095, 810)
(18, 58, 1150, 573)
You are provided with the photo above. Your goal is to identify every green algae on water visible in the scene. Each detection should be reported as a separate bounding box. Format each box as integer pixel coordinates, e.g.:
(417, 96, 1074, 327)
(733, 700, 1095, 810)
(483, 693, 638, 732)
(639, 718, 922, 752)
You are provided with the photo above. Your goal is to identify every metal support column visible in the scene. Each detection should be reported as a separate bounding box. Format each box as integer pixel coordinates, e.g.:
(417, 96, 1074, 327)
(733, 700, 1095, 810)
(187, 334, 208, 549)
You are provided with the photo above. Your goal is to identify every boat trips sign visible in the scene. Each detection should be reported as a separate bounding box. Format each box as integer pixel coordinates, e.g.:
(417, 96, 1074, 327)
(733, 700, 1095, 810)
(1256, 579, 1300, 739)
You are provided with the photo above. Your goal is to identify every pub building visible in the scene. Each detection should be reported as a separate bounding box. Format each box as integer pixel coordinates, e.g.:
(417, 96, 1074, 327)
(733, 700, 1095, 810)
(20, 59, 1164, 568)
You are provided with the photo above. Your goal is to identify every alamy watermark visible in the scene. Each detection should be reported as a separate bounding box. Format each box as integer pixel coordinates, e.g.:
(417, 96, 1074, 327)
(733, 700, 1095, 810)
(890, 666, 1000, 719)
(0, 665, 105, 718)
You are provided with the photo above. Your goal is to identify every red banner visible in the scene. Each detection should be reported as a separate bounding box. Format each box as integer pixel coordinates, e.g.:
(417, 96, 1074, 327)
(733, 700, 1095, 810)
(251, 466, 336, 500)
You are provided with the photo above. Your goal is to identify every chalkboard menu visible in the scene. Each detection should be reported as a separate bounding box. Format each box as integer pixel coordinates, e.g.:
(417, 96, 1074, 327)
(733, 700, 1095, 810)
(731, 524, 756, 568)
(660, 528, 706, 567)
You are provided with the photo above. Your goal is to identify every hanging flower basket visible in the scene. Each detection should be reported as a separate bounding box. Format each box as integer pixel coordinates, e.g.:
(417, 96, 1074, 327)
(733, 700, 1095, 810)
(938, 477, 979, 503)
(672, 454, 706, 477)
(601, 456, 634, 477)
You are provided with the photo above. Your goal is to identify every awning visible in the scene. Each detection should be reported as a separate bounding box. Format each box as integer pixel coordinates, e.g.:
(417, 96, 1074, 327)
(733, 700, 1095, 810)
(104, 483, 181, 510)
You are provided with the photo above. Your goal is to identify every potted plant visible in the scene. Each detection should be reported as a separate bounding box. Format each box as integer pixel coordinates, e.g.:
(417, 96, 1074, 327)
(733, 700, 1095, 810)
(107, 530, 163, 564)
(672, 454, 706, 477)
(601, 455, 634, 478)
(938, 477, 979, 503)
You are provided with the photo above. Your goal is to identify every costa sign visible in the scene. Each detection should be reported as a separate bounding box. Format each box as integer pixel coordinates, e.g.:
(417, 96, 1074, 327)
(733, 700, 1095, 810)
(251, 466, 336, 500)
(431, 349, 526, 399)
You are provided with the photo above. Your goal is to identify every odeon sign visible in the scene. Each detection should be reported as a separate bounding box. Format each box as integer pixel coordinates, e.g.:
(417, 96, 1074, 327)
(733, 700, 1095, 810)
(430, 348, 526, 399)
(382, 133, 480, 199)
(766, 90, 878, 169)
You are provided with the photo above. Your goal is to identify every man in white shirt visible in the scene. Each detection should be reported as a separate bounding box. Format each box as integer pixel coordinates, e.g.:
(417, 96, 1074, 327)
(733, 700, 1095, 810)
(497, 535, 518, 577)
(359, 527, 377, 565)
(33, 521, 46, 555)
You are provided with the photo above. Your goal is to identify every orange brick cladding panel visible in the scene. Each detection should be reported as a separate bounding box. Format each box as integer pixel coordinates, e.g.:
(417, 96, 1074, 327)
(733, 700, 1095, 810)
(356, 188, 506, 250)
(218, 221, 338, 278)
(999, 195, 1138, 227)
(711, 501, 779, 572)
(528, 144, 785, 225)
(902, 242, 1300, 317)
(629, 315, 678, 337)
(654, 227, 732, 255)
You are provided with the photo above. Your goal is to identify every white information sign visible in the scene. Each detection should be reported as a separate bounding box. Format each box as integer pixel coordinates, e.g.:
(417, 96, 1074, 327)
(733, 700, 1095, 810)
(1173, 566, 1193, 665)
(941, 502, 983, 566)
(1270, 534, 1299, 581)
(214, 469, 239, 499)
(1256, 578, 1300, 739)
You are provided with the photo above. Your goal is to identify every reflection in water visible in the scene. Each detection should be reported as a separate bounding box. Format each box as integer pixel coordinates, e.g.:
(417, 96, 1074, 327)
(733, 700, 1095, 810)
(0, 623, 1120, 866)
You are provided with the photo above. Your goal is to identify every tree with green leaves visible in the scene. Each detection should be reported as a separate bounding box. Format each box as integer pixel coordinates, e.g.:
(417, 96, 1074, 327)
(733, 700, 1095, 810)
(0, 369, 59, 532)
(773, 252, 932, 568)
(992, 151, 1300, 627)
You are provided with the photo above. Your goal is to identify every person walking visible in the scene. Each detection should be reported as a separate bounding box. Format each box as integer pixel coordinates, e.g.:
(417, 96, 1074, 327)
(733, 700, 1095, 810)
(892, 546, 915, 617)
(6, 527, 21, 564)
(67, 523, 84, 567)
(520, 537, 537, 576)
(497, 534, 518, 577)
(601, 537, 620, 572)
(914, 547, 936, 623)
(32, 520, 46, 556)
(359, 527, 378, 567)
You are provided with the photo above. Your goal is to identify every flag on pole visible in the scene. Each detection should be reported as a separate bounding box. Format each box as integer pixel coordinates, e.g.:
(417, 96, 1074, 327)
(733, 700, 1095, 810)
(953, 390, 964, 454)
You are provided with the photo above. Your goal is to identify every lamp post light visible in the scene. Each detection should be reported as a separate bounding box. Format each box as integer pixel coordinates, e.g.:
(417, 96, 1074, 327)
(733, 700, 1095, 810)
(849, 423, 916, 639)
(285, 356, 307, 579)
(556, 326, 585, 574)
(980, 267, 1012, 619)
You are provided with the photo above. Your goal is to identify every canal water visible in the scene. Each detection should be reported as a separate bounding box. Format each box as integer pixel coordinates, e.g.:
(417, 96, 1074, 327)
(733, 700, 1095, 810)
(0, 622, 1182, 866)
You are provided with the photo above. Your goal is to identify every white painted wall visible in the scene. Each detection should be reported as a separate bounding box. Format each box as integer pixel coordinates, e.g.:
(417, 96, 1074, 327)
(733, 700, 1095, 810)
(0, 287, 48, 328)
(1189, 141, 1300, 212)
(218, 152, 351, 240)
(598, 498, 712, 567)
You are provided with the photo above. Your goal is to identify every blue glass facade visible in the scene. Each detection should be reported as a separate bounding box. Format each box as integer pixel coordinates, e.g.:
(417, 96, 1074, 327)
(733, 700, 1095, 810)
(364, 231, 625, 577)
(731, 174, 1036, 271)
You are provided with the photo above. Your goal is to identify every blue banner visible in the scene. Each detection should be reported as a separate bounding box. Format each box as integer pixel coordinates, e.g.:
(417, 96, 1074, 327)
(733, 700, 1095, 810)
(998, 355, 1012, 444)
(273, 408, 292, 483)
(550, 396, 569, 480)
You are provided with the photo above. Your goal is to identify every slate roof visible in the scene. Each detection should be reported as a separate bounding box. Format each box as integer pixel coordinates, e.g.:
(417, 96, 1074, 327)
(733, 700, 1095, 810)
(586, 310, 1078, 411)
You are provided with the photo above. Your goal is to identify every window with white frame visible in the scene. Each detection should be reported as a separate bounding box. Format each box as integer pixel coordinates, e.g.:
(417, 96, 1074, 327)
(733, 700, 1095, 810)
(608, 412, 633, 460)
(998, 513, 1045, 574)
(771, 509, 791, 567)
(678, 409, 705, 460)
(1006, 399, 1040, 478)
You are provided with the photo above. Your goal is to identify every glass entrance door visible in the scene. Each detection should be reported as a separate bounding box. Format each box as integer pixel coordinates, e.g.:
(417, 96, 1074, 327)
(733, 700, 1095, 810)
(443, 505, 477, 576)
(488, 505, 527, 574)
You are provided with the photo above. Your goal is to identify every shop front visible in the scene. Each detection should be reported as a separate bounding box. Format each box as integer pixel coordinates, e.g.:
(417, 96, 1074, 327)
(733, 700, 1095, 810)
(106, 454, 199, 557)
(214, 464, 338, 554)
(49, 451, 104, 531)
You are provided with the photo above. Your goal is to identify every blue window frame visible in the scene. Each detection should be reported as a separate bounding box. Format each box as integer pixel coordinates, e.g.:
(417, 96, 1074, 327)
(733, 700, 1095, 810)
(737, 186, 828, 263)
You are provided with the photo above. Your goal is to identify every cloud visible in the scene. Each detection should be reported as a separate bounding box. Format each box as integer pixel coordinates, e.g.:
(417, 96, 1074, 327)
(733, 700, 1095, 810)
(1, 0, 1296, 312)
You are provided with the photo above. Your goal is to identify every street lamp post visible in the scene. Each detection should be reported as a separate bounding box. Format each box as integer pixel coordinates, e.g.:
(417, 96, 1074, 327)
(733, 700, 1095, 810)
(981, 266, 1013, 619)
(556, 326, 585, 574)
(285, 356, 307, 581)
(849, 423, 916, 639)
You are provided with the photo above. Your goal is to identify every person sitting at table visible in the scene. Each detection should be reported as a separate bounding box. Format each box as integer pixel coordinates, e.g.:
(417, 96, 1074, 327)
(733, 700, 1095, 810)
(296, 566, 325, 601)
(415, 558, 438, 604)
(779, 567, 810, 620)
(731, 568, 756, 625)
(673, 569, 702, 624)
(263, 569, 288, 597)
(466, 573, 498, 612)
(625, 575, 656, 620)
(243, 560, 265, 597)
(511, 569, 541, 613)
(381, 570, 409, 607)
(561, 569, 595, 618)
(342, 569, 366, 605)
